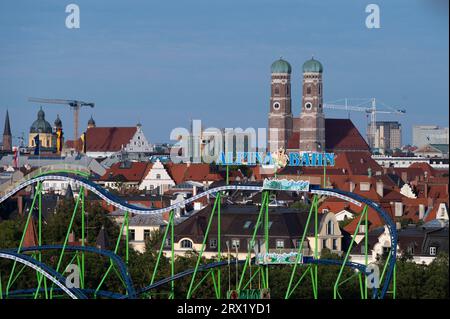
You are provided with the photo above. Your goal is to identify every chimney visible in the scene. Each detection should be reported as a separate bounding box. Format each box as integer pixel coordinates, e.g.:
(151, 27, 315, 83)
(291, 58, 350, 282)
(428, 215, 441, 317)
(394, 202, 403, 217)
(349, 181, 355, 192)
(419, 204, 425, 220)
(376, 180, 384, 197)
(17, 195, 23, 216)
(401, 171, 408, 182)
(68, 232, 75, 243)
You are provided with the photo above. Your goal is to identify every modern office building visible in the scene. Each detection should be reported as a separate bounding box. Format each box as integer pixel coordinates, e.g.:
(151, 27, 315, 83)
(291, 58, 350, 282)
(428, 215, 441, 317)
(413, 125, 449, 147)
(371, 121, 402, 153)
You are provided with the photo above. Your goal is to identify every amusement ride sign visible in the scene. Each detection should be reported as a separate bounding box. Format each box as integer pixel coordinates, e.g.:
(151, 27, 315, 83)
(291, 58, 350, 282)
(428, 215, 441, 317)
(255, 252, 303, 265)
(216, 149, 335, 167)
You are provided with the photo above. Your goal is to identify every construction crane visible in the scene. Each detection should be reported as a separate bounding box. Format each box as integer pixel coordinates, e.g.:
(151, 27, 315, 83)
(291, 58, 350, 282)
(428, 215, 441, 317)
(28, 98, 94, 150)
(323, 98, 405, 149)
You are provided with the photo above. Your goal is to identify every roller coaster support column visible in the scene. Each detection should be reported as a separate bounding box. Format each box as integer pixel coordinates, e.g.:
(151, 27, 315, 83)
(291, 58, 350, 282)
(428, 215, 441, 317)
(187, 196, 220, 299)
(81, 188, 85, 289)
(170, 210, 175, 298)
(150, 210, 175, 298)
(364, 204, 368, 299)
(6, 181, 42, 297)
(215, 192, 222, 298)
(264, 191, 270, 289)
(378, 248, 396, 299)
(50, 186, 85, 298)
(333, 205, 368, 299)
(34, 181, 49, 299)
(237, 191, 269, 292)
(95, 210, 130, 297)
(285, 195, 318, 299)
(187, 194, 221, 299)
(313, 195, 318, 298)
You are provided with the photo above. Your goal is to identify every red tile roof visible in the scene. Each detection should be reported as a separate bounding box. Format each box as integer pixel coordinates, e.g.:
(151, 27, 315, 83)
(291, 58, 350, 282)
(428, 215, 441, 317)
(408, 162, 436, 176)
(166, 163, 223, 184)
(344, 208, 385, 233)
(287, 119, 369, 152)
(100, 162, 151, 182)
(86, 127, 137, 152)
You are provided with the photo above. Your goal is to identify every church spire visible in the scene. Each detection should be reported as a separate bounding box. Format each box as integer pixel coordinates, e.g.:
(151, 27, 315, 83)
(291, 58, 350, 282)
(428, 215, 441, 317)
(3, 110, 11, 136)
(2, 110, 12, 152)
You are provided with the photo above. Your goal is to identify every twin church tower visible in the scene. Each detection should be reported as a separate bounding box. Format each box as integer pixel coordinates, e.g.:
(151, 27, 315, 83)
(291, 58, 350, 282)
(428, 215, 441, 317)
(268, 57, 325, 153)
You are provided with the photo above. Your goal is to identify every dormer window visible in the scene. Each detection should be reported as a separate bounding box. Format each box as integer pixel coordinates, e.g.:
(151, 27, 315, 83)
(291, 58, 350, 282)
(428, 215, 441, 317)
(430, 246, 437, 255)
(326, 220, 334, 235)
(181, 239, 193, 249)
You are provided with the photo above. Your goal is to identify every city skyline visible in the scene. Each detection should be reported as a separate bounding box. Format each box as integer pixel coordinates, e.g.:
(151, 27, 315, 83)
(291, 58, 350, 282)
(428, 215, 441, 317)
(0, 0, 448, 145)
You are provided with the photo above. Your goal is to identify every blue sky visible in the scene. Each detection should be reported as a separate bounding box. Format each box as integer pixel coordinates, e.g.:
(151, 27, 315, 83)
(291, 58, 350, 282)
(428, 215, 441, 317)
(0, 0, 448, 145)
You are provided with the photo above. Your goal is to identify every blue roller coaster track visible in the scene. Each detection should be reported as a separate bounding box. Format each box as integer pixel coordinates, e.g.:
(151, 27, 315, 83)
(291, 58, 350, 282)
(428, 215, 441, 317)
(0, 170, 397, 299)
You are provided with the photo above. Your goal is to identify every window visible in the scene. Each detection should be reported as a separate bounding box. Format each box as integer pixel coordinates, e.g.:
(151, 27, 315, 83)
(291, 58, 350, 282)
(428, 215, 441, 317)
(268, 221, 273, 229)
(210, 239, 217, 249)
(286, 85, 290, 95)
(156, 174, 161, 179)
(231, 239, 240, 249)
(327, 220, 334, 235)
(430, 246, 437, 255)
(322, 239, 327, 249)
(181, 239, 193, 249)
(318, 83, 322, 95)
(243, 221, 252, 229)
(129, 229, 135, 241)
(144, 229, 151, 241)
(360, 182, 370, 191)
(359, 224, 366, 233)
(406, 245, 414, 255)
(332, 239, 338, 250)
(276, 239, 284, 249)
(306, 86, 312, 94)
(274, 86, 280, 95)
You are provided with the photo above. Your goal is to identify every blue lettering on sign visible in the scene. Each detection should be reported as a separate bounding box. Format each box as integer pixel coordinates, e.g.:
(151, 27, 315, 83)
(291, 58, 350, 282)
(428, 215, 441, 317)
(301, 153, 310, 166)
(325, 153, 335, 166)
(216, 151, 335, 167)
(289, 152, 300, 166)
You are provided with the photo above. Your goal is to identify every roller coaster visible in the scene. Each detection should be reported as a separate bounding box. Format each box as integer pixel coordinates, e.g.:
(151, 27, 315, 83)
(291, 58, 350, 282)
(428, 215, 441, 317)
(0, 165, 397, 299)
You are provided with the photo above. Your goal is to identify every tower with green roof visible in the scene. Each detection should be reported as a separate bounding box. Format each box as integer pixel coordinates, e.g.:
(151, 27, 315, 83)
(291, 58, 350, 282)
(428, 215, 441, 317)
(299, 57, 325, 152)
(268, 58, 293, 152)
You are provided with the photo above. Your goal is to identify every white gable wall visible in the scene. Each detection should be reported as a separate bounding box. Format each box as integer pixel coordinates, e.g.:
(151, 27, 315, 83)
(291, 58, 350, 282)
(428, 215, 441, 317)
(124, 126, 153, 153)
(139, 159, 175, 194)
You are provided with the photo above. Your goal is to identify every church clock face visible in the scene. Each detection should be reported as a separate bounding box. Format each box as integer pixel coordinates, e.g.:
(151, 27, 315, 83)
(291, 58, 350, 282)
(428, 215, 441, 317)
(273, 102, 280, 110)
(305, 102, 312, 110)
